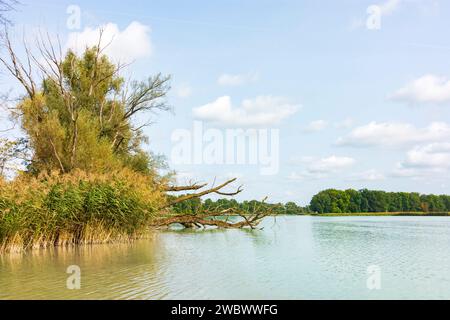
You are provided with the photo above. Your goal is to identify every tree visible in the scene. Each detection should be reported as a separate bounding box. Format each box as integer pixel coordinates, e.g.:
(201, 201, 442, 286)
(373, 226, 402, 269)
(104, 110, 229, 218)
(285, 202, 301, 215)
(310, 189, 450, 214)
(310, 190, 332, 213)
(346, 189, 362, 213)
(0, 30, 272, 230)
(1, 31, 171, 175)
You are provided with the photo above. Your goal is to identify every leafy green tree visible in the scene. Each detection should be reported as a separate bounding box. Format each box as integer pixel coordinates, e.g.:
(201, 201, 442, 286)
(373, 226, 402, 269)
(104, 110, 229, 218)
(310, 189, 450, 214)
(285, 202, 301, 215)
(1, 35, 170, 176)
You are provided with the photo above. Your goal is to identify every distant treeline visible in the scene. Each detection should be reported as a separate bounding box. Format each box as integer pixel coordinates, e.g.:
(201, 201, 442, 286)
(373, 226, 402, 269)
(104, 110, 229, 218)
(172, 198, 309, 215)
(173, 189, 450, 216)
(310, 189, 450, 214)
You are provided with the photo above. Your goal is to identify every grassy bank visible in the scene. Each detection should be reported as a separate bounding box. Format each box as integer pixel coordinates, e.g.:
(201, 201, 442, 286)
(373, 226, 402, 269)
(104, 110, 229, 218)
(0, 169, 166, 253)
(310, 212, 450, 217)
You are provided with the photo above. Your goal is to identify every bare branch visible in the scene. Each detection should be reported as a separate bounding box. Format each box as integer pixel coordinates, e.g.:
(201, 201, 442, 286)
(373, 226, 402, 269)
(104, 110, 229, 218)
(152, 197, 275, 229)
(0, 29, 36, 98)
(162, 178, 243, 209)
(164, 182, 208, 192)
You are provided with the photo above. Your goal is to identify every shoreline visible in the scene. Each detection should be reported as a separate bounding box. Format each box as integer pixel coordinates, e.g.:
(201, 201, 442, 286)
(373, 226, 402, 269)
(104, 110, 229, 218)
(307, 212, 450, 217)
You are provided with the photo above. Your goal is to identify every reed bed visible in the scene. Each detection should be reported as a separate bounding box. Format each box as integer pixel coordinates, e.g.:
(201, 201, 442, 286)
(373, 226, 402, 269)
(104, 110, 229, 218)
(0, 169, 166, 253)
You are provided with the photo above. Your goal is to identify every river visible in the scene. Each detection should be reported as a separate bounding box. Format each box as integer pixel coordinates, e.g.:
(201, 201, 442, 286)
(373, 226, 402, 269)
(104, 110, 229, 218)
(1, 216, 450, 299)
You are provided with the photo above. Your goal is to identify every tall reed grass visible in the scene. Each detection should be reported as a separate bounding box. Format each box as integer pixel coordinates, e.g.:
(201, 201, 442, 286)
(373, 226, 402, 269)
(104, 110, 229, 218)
(0, 169, 166, 253)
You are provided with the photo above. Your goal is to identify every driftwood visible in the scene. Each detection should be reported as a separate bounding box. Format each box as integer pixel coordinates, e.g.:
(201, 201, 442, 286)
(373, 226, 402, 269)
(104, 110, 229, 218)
(151, 208, 271, 230)
(158, 177, 274, 229)
(162, 178, 243, 209)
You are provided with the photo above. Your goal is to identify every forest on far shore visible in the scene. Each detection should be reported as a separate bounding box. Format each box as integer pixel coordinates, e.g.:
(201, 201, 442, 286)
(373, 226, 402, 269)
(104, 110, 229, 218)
(309, 189, 450, 214)
(174, 189, 450, 215)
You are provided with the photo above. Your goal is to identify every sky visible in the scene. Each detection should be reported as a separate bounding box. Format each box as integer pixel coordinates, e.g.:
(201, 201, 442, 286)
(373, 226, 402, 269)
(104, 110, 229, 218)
(1, 0, 450, 205)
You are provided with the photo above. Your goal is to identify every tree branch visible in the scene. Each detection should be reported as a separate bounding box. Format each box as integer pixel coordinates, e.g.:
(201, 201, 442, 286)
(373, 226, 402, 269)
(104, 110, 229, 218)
(162, 178, 243, 209)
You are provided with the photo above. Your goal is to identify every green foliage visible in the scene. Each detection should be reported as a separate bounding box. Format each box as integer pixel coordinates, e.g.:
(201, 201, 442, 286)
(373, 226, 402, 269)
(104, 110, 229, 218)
(0, 169, 166, 252)
(171, 197, 308, 216)
(15, 47, 170, 175)
(310, 189, 450, 214)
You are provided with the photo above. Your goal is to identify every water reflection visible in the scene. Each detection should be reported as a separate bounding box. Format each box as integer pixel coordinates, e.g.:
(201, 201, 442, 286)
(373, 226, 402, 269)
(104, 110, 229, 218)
(1, 216, 450, 299)
(311, 217, 450, 299)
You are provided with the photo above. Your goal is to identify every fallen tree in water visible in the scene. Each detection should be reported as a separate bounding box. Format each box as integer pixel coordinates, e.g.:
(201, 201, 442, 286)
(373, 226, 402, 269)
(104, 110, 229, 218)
(158, 178, 273, 229)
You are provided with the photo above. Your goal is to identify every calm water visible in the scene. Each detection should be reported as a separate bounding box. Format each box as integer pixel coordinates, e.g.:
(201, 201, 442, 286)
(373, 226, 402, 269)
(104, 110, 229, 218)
(1, 216, 450, 300)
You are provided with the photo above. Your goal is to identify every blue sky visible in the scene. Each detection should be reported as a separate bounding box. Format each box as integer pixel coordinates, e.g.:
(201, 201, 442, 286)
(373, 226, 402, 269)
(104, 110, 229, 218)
(2, 0, 450, 205)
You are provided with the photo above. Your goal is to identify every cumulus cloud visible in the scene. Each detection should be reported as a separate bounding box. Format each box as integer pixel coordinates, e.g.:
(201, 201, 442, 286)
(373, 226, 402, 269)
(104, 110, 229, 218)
(66, 22, 152, 62)
(402, 143, 450, 169)
(289, 155, 355, 180)
(217, 72, 259, 86)
(391, 142, 450, 179)
(391, 75, 450, 105)
(308, 156, 355, 173)
(303, 120, 328, 133)
(391, 166, 422, 178)
(337, 121, 450, 148)
(192, 95, 300, 127)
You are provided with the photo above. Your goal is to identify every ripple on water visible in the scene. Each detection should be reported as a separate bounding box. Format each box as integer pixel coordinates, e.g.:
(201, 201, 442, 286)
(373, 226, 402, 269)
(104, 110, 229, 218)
(1, 216, 450, 299)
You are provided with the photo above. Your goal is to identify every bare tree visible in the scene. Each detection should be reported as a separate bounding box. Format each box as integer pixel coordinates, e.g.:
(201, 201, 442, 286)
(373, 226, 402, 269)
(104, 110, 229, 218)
(0, 0, 18, 26)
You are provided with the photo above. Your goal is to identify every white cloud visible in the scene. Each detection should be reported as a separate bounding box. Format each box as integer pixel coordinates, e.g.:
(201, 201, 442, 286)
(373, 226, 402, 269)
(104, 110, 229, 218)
(175, 84, 193, 98)
(217, 72, 258, 86)
(402, 143, 450, 169)
(391, 166, 423, 178)
(303, 120, 328, 133)
(308, 156, 355, 173)
(193, 95, 300, 127)
(337, 121, 450, 147)
(391, 142, 450, 179)
(66, 22, 152, 62)
(349, 169, 386, 181)
(391, 75, 450, 105)
(289, 155, 355, 180)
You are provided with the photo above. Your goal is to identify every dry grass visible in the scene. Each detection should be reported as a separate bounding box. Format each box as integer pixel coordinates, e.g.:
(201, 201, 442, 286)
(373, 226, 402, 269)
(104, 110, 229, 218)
(0, 169, 167, 253)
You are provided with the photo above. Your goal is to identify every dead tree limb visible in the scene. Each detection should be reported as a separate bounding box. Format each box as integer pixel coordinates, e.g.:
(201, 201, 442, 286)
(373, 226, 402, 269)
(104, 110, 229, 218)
(164, 182, 208, 192)
(161, 178, 243, 209)
(154, 196, 276, 229)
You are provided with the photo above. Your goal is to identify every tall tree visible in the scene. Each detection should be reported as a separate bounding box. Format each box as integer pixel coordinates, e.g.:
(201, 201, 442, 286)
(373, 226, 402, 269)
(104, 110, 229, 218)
(0, 31, 171, 175)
